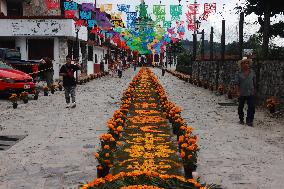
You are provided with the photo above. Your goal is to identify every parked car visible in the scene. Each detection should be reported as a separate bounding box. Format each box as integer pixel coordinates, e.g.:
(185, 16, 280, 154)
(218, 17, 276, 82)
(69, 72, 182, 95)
(0, 48, 40, 78)
(0, 60, 35, 94)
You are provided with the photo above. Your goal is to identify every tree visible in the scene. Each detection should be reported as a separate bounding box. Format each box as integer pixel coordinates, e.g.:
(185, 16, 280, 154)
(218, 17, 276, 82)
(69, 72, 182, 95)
(241, 0, 284, 59)
(226, 41, 239, 55)
(244, 34, 262, 57)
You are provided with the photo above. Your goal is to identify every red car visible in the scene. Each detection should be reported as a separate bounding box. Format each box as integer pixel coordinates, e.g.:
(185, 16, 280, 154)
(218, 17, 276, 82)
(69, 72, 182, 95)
(0, 60, 35, 94)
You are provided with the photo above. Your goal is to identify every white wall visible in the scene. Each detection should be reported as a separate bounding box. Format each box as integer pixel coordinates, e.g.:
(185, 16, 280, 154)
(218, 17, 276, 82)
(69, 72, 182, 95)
(86, 46, 108, 75)
(93, 46, 106, 64)
(87, 61, 94, 75)
(0, 0, 7, 16)
(15, 37, 27, 60)
(53, 38, 60, 80)
(0, 19, 87, 41)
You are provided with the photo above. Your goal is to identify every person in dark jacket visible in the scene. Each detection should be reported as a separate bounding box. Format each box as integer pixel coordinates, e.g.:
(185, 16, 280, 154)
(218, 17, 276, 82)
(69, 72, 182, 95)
(40, 57, 54, 88)
(59, 57, 80, 108)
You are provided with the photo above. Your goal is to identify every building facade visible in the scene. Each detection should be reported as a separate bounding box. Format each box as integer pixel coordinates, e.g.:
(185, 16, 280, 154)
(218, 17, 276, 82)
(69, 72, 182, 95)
(0, 0, 108, 79)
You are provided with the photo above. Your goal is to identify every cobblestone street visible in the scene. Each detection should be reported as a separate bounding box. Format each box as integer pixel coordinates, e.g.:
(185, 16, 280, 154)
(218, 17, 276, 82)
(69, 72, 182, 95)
(0, 68, 283, 189)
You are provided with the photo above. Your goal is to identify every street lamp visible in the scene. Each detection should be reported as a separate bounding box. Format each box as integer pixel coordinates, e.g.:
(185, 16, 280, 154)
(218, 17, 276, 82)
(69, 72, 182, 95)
(75, 25, 81, 83)
(75, 25, 81, 60)
(192, 20, 204, 60)
(195, 20, 201, 30)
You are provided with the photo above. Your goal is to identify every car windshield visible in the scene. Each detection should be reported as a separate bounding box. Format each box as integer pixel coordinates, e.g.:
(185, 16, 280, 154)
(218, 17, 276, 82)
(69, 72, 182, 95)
(0, 61, 13, 69)
(6, 50, 21, 59)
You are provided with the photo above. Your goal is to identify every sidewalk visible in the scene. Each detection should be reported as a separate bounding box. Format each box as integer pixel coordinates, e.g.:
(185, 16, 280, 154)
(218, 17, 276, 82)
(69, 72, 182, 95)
(0, 69, 137, 189)
(152, 68, 284, 189)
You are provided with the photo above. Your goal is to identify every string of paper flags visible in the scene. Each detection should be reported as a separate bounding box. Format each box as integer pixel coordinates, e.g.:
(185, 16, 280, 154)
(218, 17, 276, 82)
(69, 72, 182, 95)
(47, 0, 217, 55)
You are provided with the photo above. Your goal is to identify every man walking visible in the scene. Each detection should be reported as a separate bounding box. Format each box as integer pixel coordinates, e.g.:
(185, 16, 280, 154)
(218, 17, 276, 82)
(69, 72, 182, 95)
(59, 57, 80, 108)
(39, 57, 54, 88)
(117, 59, 123, 78)
(234, 58, 256, 126)
(161, 63, 166, 76)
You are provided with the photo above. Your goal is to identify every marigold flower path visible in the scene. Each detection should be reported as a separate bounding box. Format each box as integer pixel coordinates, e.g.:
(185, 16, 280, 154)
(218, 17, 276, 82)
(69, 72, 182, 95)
(81, 68, 221, 189)
(111, 70, 183, 176)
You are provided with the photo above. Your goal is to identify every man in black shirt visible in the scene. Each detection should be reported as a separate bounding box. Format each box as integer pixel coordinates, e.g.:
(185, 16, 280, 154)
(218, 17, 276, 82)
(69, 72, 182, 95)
(39, 57, 54, 88)
(59, 57, 80, 108)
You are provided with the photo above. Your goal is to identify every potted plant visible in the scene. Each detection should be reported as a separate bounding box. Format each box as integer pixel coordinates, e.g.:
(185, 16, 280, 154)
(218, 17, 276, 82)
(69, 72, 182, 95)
(178, 134, 199, 179)
(58, 83, 63, 91)
(227, 87, 234, 99)
(43, 86, 49, 96)
(203, 81, 208, 89)
(20, 91, 29, 104)
(9, 93, 18, 109)
(33, 89, 39, 100)
(266, 96, 277, 113)
(218, 84, 224, 95)
(95, 147, 114, 178)
(100, 133, 117, 149)
(50, 85, 55, 94)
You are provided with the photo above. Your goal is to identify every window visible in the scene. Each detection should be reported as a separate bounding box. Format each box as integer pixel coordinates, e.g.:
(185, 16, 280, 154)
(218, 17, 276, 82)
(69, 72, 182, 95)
(95, 54, 98, 63)
(7, 1, 23, 16)
(28, 39, 54, 60)
(88, 46, 93, 61)
(0, 39, 15, 49)
(154, 54, 159, 62)
(67, 40, 74, 59)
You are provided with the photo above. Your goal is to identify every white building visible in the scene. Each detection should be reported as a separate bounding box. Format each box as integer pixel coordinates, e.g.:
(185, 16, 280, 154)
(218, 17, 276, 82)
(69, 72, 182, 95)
(0, 0, 108, 79)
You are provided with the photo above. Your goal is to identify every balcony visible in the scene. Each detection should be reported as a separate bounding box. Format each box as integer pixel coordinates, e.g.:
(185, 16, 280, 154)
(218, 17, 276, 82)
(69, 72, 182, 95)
(0, 18, 87, 41)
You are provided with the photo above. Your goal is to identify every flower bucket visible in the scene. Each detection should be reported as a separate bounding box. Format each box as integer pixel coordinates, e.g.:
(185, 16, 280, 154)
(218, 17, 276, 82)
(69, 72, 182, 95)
(97, 165, 110, 178)
(58, 85, 63, 91)
(184, 164, 197, 179)
(23, 98, 28, 104)
(269, 107, 276, 114)
(51, 87, 55, 94)
(172, 123, 179, 135)
(12, 102, 18, 109)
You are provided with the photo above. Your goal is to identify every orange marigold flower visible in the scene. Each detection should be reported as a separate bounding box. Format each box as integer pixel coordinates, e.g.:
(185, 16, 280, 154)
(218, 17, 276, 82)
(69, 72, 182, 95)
(117, 126, 123, 132)
(178, 136, 184, 143)
(95, 153, 99, 158)
(181, 143, 188, 148)
(97, 165, 103, 170)
(194, 183, 201, 187)
(104, 160, 110, 164)
(104, 145, 110, 150)
(180, 151, 185, 158)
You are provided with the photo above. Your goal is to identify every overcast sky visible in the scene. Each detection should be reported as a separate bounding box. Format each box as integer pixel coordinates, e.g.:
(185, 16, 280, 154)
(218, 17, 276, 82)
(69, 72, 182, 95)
(74, 0, 283, 46)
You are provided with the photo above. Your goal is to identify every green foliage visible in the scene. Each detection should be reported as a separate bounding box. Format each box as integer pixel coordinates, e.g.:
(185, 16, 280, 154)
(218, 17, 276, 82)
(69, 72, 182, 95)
(177, 52, 192, 66)
(242, 0, 284, 38)
(226, 41, 239, 55)
(244, 34, 262, 57)
(244, 0, 284, 16)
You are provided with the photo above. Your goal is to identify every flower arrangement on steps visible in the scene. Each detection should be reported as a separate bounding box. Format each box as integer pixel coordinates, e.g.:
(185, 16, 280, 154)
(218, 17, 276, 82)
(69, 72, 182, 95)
(165, 70, 236, 100)
(82, 68, 222, 189)
(77, 72, 109, 85)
